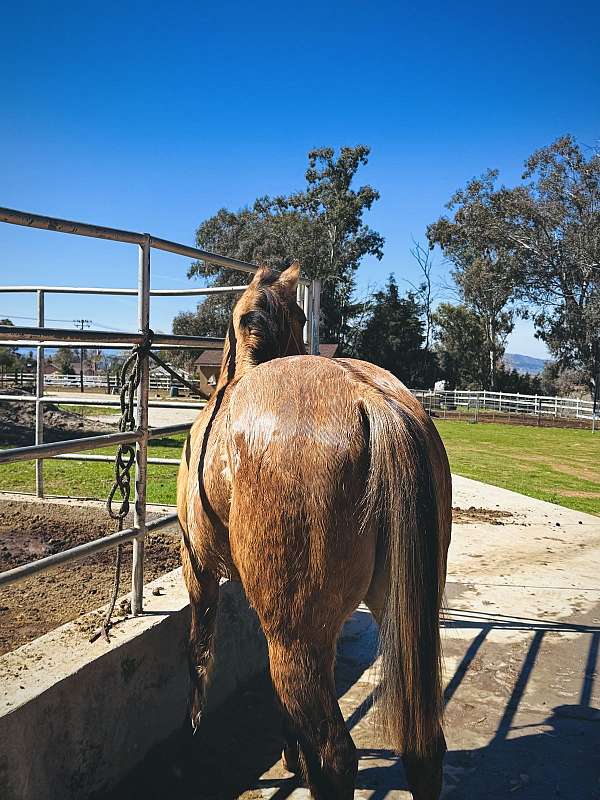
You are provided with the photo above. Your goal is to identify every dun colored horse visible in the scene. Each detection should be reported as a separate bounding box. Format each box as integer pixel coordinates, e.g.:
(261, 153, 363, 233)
(177, 262, 452, 799)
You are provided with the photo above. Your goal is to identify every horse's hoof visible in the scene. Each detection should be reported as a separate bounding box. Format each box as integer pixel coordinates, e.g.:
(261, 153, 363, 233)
(281, 748, 300, 774)
(191, 712, 202, 735)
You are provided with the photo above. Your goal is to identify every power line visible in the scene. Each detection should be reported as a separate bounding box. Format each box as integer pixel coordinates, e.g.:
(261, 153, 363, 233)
(0, 314, 76, 323)
(0, 314, 133, 332)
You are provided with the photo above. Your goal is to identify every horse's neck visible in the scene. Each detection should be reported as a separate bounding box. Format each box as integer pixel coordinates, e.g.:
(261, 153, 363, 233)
(215, 341, 257, 392)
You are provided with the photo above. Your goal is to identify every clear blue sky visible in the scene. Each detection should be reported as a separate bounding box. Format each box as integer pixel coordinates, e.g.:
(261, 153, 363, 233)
(2, 0, 599, 357)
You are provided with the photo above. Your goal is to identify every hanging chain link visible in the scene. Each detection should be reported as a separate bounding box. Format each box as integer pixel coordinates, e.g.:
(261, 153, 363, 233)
(89, 329, 153, 644)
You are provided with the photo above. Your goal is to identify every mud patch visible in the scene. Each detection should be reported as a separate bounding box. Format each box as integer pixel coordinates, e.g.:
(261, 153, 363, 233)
(452, 506, 514, 525)
(515, 452, 600, 483)
(0, 500, 180, 655)
(560, 490, 600, 498)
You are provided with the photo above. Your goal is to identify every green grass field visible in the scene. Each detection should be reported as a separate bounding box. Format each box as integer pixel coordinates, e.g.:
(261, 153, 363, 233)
(58, 404, 121, 416)
(0, 434, 185, 505)
(1, 422, 598, 515)
(435, 420, 600, 516)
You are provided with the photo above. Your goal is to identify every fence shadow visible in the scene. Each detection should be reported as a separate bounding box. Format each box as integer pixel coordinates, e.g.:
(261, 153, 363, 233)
(106, 605, 599, 800)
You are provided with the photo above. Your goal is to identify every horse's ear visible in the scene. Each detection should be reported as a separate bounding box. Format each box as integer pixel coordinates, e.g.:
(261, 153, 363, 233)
(278, 261, 301, 296)
(250, 265, 271, 286)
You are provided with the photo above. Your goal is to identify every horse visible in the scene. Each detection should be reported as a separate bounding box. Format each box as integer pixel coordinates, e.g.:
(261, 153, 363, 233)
(176, 262, 452, 799)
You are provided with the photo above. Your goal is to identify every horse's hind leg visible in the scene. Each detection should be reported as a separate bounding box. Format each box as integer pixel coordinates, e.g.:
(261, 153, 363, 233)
(268, 638, 357, 799)
(181, 543, 219, 730)
(281, 714, 301, 774)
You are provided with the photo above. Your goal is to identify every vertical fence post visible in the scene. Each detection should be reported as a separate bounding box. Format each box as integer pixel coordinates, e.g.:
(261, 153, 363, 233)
(35, 290, 45, 497)
(296, 283, 304, 345)
(132, 237, 151, 616)
(309, 279, 321, 355)
(302, 283, 311, 348)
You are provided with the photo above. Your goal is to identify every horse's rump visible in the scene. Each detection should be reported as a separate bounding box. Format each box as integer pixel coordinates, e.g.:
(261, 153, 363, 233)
(224, 355, 376, 641)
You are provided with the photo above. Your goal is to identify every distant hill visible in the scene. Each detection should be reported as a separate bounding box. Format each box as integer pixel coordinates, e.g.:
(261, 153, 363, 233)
(503, 352, 548, 375)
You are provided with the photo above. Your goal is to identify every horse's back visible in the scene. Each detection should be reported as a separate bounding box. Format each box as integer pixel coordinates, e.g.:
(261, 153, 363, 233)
(227, 354, 446, 478)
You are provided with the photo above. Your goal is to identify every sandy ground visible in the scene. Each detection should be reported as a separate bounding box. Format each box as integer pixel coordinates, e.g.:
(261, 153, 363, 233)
(107, 476, 600, 800)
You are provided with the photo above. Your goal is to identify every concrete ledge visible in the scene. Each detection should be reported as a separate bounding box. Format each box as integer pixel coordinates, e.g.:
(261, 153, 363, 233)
(0, 569, 268, 800)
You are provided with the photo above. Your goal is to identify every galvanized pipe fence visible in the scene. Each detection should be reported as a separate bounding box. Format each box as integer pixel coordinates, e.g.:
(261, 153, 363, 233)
(0, 206, 321, 614)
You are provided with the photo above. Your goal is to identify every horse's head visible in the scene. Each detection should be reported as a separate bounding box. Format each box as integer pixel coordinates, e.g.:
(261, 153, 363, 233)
(226, 261, 306, 375)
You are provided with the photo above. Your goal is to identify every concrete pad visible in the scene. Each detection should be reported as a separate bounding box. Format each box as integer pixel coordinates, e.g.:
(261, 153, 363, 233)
(0, 570, 268, 800)
(242, 478, 599, 797)
(4, 476, 599, 799)
(196, 476, 599, 800)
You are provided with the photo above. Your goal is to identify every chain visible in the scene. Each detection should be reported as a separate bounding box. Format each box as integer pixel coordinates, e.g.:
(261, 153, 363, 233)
(90, 329, 154, 644)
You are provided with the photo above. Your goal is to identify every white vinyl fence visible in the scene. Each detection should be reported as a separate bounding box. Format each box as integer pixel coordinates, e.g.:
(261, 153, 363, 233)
(411, 388, 597, 426)
(0, 371, 203, 392)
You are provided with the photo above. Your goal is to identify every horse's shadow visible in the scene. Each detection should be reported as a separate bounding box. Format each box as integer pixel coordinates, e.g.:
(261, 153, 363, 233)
(107, 609, 379, 800)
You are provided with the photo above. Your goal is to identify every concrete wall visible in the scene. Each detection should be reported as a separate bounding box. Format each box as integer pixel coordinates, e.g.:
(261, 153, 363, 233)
(0, 569, 268, 800)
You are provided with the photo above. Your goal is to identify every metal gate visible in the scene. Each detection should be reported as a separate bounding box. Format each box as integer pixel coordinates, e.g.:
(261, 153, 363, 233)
(0, 206, 321, 613)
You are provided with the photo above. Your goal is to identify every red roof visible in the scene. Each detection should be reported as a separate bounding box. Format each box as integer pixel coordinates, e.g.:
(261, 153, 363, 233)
(195, 350, 225, 367)
(317, 344, 338, 358)
(195, 343, 338, 368)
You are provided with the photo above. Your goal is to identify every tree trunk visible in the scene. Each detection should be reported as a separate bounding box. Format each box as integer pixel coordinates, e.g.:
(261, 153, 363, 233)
(488, 318, 496, 390)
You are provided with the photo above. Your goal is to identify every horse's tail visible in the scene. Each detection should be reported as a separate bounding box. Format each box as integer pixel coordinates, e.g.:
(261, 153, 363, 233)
(362, 393, 447, 758)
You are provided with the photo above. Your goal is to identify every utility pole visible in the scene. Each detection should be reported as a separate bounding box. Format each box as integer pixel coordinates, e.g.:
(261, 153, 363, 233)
(73, 319, 91, 393)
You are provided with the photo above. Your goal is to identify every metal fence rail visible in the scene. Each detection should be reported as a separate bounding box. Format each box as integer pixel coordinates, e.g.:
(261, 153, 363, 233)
(0, 205, 321, 615)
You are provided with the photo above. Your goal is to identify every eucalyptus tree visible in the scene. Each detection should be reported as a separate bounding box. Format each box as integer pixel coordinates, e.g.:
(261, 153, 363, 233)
(178, 145, 384, 352)
(493, 135, 600, 396)
(427, 170, 519, 388)
(431, 136, 600, 395)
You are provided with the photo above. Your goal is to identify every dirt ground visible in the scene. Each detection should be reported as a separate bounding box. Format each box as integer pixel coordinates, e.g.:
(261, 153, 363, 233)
(0, 500, 180, 655)
(451, 506, 513, 525)
(0, 502, 506, 657)
(0, 395, 116, 445)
